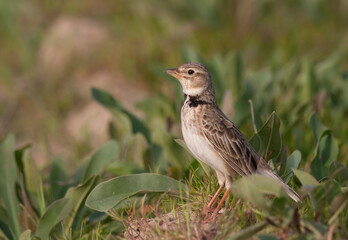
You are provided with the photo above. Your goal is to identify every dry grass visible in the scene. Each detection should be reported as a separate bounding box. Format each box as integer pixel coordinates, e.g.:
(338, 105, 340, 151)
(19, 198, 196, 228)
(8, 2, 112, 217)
(106, 174, 263, 240)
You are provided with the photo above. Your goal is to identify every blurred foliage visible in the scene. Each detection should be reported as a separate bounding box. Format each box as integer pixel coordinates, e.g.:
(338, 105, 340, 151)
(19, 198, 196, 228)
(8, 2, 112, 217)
(0, 0, 348, 239)
(1, 0, 348, 149)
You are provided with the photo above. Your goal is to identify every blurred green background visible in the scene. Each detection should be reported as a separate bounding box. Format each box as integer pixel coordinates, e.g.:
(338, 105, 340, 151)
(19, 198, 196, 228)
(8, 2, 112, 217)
(1, 1, 348, 239)
(1, 0, 348, 170)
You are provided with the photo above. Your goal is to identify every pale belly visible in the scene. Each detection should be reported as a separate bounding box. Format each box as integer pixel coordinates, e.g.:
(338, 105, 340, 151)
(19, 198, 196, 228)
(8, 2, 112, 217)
(182, 124, 227, 175)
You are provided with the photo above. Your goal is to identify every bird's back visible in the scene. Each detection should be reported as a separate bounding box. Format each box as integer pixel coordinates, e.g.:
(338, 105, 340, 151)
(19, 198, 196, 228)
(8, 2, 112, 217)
(182, 99, 301, 202)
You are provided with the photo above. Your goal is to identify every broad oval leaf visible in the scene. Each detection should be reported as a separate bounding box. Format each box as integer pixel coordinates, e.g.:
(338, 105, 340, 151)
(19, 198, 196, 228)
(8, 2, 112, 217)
(293, 169, 318, 186)
(19, 229, 32, 240)
(310, 132, 338, 181)
(230, 174, 287, 210)
(309, 113, 328, 144)
(83, 140, 119, 181)
(249, 112, 281, 159)
(86, 173, 187, 212)
(36, 198, 72, 240)
(282, 150, 301, 183)
(92, 88, 151, 143)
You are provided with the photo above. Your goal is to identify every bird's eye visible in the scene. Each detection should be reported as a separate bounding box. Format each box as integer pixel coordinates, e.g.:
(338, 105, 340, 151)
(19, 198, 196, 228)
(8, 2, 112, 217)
(188, 69, 195, 75)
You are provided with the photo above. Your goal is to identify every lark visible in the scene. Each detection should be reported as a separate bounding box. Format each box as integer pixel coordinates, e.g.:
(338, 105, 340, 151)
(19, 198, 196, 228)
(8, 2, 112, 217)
(165, 63, 300, 215)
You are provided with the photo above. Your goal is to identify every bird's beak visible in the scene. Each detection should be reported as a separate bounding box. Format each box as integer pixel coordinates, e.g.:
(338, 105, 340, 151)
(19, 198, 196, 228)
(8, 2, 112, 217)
(165, 68, 179, 78)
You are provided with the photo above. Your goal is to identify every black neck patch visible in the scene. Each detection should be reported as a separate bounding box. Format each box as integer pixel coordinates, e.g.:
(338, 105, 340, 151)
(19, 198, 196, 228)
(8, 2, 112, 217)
(184, 94, 210, 108)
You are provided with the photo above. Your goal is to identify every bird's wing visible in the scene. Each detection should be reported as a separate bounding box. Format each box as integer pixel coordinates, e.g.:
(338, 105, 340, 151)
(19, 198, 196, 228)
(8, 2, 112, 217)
(201, 107, 259, 176)
(201, 107, 301, 202)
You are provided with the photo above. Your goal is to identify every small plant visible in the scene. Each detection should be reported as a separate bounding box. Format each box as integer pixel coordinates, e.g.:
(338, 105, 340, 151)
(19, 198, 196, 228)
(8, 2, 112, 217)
(1, 84, 346, 239)
(0, 46, 348, 239)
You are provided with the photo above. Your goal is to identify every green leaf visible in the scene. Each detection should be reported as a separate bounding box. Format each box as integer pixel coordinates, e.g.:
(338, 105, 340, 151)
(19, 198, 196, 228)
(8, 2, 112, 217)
(182, 45, 202, 63)
(248, 99, 263, 133)
(249, 135, 261, 156)
(277, 147, 289, 176)
(232, 52, 243, 98)
(269, 198, 293, 223)
(230, 174, 288, 210)
(14, 143, 31, 175)
(227, 221, 267, 240)
(151, 64, 183, 101)
(64, 176, 99, 236)
(92, 87, 123, 109)
(329, 162, 348, 185)
(316, 51, 343, 77)
(125, 133, 149, 168)
(92, 88, 151, 143)
(249, 112, 281, 159)
(309, 113, 328, 144)
(152, 133, 187, 173)
(19, 230, 32, 240)
(209, 56, 226, 101)
(23, 150, 45, 214)
(86, 173, 188, 212)
(233, 83, 253, 125)
(293, 169, 319, 186)
(72, 165, 86, 186)
(83, 140, 119, 182)
(106, 161, 145, 176)
(174, 139, 212, 177)
(311, 180, 341, 211)
(0, 135, 21, 239)
(293, 170, 323, 203)
(310, 132, 338, 181)
(35, 198, 72, 240)
(328, 191, 348, 225)
(301, 219, 327, 237)
(282, 150, 301, 183)
(49, 158, 68, 201)
(299, 61, 316, 102)
(174, 139, 191, 154)
(0, 206, 12, 239)
(257, 234, 279, 240)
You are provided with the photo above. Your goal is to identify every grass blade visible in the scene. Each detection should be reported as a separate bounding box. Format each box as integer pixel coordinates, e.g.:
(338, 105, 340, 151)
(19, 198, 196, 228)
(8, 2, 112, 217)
(0, 135, 21, 239)
(64, 176, 99, 236)
(227, 221, 267, 240)
(35, 198, 72, 239)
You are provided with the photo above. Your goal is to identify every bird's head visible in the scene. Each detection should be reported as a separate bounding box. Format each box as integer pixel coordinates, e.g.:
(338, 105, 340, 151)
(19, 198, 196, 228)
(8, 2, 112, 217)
(165, 63, 212, 96)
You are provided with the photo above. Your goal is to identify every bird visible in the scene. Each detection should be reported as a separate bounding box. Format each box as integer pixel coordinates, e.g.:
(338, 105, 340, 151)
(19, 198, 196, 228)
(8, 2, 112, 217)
(165, 63, 300, 216)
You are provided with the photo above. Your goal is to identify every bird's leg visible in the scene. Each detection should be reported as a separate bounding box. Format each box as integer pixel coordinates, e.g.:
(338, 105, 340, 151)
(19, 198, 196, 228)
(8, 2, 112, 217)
(207, 184, 225, 209)
(211, 189, 230, 218)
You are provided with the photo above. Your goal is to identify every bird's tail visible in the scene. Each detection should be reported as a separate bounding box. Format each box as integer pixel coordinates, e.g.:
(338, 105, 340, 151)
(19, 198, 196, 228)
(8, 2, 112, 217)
(279, 179, 301, 202)
(259, 168, 301, 203)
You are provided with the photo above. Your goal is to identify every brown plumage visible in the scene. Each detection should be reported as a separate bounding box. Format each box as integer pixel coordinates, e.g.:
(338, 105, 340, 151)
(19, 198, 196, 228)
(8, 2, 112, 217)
(165, 63, 300, 213)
